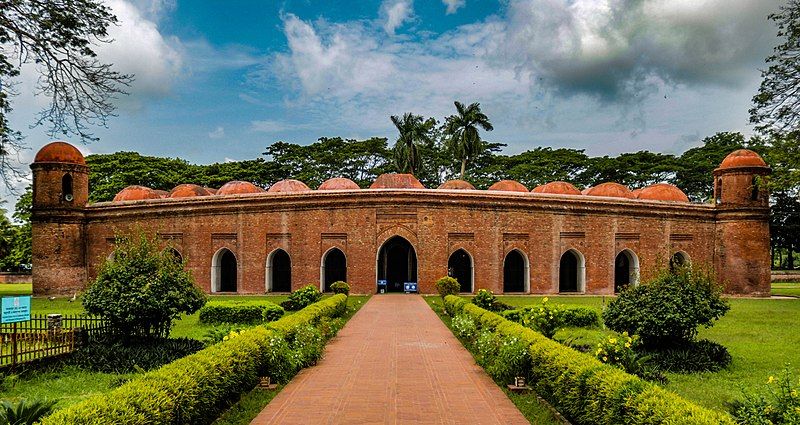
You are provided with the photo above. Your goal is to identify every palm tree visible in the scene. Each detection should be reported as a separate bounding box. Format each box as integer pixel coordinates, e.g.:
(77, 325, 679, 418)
(390, 113, 434, 175)
(444, 101, 493, 179)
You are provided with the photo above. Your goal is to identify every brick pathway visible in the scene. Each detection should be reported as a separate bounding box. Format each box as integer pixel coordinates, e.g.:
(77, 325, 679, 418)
(251, 294, 528, 425)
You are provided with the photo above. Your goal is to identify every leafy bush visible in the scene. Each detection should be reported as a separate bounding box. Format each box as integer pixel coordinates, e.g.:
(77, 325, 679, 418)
(280, 284, 323, 311)
(644, 339, 732, 373)
(486, 335, 532, 385)
(730, 368, 800, 425)
(435, 276, 460, 298)
(202, 325, 251, 346)
(198, 301, 284, 325)
(521, 297, 564, 338)
(41, 295, 348, 425)
(330, 281, 350, 296)
(603, 266, 729, 348)
(290, 324, 324, 368)
(0, 398, 56, 425)
(69, 337, 205, 373)
(473, 289, 496, 309)
(594, 333, 665, 382)
(561, 306, 601, 328)
(83, 232, 206, 338)
(451, 314, 478, 341)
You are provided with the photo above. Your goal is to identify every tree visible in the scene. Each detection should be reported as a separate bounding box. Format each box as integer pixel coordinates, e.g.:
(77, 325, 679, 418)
(750, 0, 800, 133)
(390, 113, 435, 175)
(674, 132, 747, 202)
(444, 101, 494, 179)
(0, 1, 132, 186)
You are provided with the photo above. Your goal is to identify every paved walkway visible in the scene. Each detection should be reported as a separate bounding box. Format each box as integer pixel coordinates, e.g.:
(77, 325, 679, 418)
(251, 295, 528, 425)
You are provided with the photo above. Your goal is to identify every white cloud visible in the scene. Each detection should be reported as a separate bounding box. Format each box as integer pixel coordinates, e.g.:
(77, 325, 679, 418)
(208, 126, 225, 139)
(250, 119, 311, 134)
(443, 0, 465, 14)
(380, 0, 413, 35)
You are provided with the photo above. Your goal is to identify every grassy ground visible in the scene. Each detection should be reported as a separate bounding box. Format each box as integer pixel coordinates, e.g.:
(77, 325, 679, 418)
(424, 296, 563, 425)
(491, 294, 800, 412)
(0, 284, 32, 296)
(771, 281, 800, 297)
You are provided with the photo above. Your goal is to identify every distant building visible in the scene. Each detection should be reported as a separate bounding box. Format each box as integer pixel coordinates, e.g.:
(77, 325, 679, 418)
(30, 141, 771, 296)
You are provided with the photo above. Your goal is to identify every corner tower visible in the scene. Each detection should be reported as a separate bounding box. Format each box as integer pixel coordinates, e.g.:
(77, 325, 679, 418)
(30, 141, 89, 295)
(713, 149, 771, 295)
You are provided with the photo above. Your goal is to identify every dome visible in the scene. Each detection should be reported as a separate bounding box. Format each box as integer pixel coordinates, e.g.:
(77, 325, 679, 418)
(581, 187, 592, 195)
(170, 184, 213, 198)
(153, 190, 170, 198)
(630, 188, 643, 198)
(584, 182, 634, 199)
(33, 141, 86, 165)
(370, 174, 425, 189)
(531, 181, 581, 195)
(319, 177, 360, 190)
(488, 180, 528, 193)
(719, 149, 767, 169)
(268, 179, 311, 193)
(113, 185, 161, 202)
(636, 183, 689, 203)
(216, 181, 264, 195)
(438, 179, 476, 190)
(205, 187, 218, 195)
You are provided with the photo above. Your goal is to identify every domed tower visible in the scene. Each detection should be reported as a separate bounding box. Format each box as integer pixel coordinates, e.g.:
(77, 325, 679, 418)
(713, 149, 771, 295)
(30, 141, 89, 295)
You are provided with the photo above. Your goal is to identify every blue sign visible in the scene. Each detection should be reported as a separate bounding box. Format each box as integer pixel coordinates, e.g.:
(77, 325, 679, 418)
(377, 279, 387, 287)
(1, 296, 31, 324)
(404, 282, 418, 292)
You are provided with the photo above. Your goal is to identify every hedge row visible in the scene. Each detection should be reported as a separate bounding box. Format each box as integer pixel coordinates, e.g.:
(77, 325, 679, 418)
(443, 295, 734, 425)
(501, 305, 601, 328)
(42, 294, 348, 425)
(198, 300, 284, 325)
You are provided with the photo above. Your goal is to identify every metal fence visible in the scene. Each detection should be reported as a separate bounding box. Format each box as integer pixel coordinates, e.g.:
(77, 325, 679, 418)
(0, 314, 108, 369)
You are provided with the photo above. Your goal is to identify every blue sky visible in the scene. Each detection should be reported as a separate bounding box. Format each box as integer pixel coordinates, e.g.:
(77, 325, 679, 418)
(7, 0, 786, 184)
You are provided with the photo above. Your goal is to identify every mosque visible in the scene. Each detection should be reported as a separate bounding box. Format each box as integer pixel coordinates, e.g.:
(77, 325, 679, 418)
(30, 141, 772, 296)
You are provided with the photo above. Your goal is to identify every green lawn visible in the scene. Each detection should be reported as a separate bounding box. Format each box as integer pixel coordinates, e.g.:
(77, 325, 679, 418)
(771, 281, 800, 297)
(0, 284, 32, 296)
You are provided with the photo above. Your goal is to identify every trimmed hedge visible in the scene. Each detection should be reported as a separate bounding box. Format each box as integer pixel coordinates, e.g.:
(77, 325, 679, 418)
(198, 301, 284, 325)
(443, 295, 733, 425)
(41, 295, 348, 425)
(501, 305, 601, 328)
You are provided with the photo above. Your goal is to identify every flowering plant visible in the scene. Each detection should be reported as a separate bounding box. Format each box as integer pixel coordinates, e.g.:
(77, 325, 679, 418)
(731, 368, 800, 424)
(521, 297, 564, 338)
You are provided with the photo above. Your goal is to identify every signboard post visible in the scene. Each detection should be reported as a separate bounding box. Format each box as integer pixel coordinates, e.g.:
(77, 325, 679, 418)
(2, 296, 31, 324)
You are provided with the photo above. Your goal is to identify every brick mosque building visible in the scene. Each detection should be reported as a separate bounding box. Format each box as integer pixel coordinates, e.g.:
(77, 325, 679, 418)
(30, 141, 772, 296)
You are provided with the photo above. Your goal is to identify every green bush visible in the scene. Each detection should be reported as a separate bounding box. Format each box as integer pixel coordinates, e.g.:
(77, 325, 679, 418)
(0, 398, 56, 425)
(280, 284, 323, 311)
(729, 368, 800, 425)
(603, 266, 729, 348)
(41, 295, 348, 425)
(520, 297, 564, 338)
(594, 333, 665, 382)
(198, 301, 284, 325)
(68, 337, 205, 373)
(562, 306, 601, 328)
(83, 232, 206, 338)
(435, 276, 460, 298)
(644, 339, 732, 373)
(330, 281, 350, 295)
(451, 314, 478, 341)
(442, 295, 735, 425)
(472, 289, 496, 309)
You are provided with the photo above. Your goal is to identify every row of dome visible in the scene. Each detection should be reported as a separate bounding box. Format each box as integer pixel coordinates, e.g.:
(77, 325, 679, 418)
(112, 174, 690, 203)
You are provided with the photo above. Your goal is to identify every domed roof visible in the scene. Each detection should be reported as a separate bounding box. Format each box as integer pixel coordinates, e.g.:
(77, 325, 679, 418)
(170, 184, 213, 198)
(630, 188, 643, 198)
(581, 187, 592, 195)
(584, 182, 634, 199)
(532, 181, 581, 195)
(204, 187, 218, 195)
(719, 149, 767, 169)
(113, 185, 161, 202)
(636, 183, 689, 202)
(319, 177, 360, 190)
(216, 181, 264, 195)
(488, 180, 528, 193)
(370, 174, 425, 189)
(268, 179, 311, 193)
(33, 141, 86, 165)
(438, 179, 476, 190)
(153, 189, 170, 198)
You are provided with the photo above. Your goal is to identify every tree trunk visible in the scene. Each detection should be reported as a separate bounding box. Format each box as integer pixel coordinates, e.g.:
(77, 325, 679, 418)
(789, 243, 795, 270)
(460, 159, 467, 180)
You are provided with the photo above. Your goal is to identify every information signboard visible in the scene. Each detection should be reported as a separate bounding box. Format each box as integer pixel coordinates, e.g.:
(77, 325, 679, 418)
(1, 296, 31, 324)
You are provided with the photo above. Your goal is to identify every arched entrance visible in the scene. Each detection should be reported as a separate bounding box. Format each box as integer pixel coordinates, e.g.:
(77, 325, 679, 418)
(166, 247, 183, 264)
(503, 250, 527, 293)
(559, 249, 585, 293)
(377, 236, 417, 292)
(614, 249, 639, 292)
(321, 248, 347, 292)
(448, 249, 473, 293)
(267, 249, 292, 292)
(670, 251, 690, 271)
(212, 248, 237, 293)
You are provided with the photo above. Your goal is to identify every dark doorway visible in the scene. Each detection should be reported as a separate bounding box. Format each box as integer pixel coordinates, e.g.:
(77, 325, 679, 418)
(270, 249, 292, 292)
(219, 249, 237, 292)
(614, 251, 631, 293)
(323, 248, 347, 292)
(559, 250, 579, 292)
(503, 250, 526, 293)
(670, 252, 688, 272)
(448, 249, 472, 293)
(377, 236, 417, 292)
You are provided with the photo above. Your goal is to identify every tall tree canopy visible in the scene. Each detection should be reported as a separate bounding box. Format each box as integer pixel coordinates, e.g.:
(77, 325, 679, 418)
(444, 101, 494, 179)
(390, 113, 435, 176)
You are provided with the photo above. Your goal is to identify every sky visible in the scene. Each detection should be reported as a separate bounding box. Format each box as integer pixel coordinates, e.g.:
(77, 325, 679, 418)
(5, 0, 787, 196)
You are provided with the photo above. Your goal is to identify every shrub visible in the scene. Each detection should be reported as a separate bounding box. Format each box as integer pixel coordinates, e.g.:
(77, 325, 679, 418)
(451, 314, 478, 342)
(198, 301, 284, 325)
(290, 324, 324, 368)
(644, 339, 732, 373)
(603, 266, 729, 348)
(486, 335, 531, 385)
(472, 289, 496, 309)
(330, 281, 350, 295)
(69, 337, 205, 373)
(0, 398, 57, 425)
(562, 306, 601, 328)
(521, 297, 564, 338)
(202, 325, 251, 346)
(594, 333, 665, 382)
(82, 232, 206, 339)
(435, 276, 460, 298)
(280, 284, 323, 311)
(729, 368, 800, 425)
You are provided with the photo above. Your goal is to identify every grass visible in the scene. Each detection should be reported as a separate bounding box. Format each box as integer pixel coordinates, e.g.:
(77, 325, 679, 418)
(771, 281, 800, 297)
(424, 296, 563, 425)
(0, 284, 32, 296)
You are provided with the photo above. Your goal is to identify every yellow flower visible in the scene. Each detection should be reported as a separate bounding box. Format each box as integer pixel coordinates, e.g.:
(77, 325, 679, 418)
(609, 338, 617, 344)
(602, 356, 608, 362)
(768, 376, 775, 384)
(625, 342, 632, 348)
(543, 297, 549, 302)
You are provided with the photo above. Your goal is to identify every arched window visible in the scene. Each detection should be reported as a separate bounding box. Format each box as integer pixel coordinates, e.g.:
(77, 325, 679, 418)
(62, 173, 73, 201)
(614, 249, 639, 293)
(267, 249, 292, 292)
(321, 248, 346, 292)
(503, 250, 528, 293)
(211, 248, 237, 293)
(448, 249, 473, 293)
(715, 178, 723, 204)
(377, 236, 417, 293)
(559, 249, 586, 293)
(165, 248, 183, 264)
(670, 251, 690, 271)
